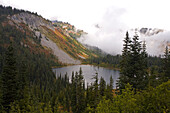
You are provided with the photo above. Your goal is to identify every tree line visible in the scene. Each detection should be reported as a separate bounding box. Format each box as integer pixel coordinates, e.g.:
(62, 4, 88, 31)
(0, 42, 115, 112)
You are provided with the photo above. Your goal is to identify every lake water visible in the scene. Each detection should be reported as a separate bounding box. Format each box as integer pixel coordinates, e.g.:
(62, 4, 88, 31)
(53, 65, 120, 89)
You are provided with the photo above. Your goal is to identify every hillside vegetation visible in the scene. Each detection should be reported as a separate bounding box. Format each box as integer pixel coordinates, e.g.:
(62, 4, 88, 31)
(8, 10, 98, 64)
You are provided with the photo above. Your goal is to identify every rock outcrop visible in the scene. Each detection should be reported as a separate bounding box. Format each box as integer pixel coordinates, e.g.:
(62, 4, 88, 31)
(41, 36, 81, 64)
(11, 12, 54, 31)
(10, 12, 81, 64)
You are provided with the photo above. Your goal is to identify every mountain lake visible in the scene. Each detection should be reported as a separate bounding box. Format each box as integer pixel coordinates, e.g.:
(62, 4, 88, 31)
(53, 65, 120, 89)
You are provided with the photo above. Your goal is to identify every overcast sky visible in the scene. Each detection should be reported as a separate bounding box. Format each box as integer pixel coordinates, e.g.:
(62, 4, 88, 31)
(1, 0, 170, 31)
(1, 0, 170, 55)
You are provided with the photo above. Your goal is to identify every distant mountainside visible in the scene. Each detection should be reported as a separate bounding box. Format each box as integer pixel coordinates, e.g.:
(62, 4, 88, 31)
(83, 44, 107, 57)
(130, 28, 164, 36)
(52, 20, 87, 39)
(52, 20, 108, 57)
(130, 27, 170, 55)
(139, 28, 164, 36)
(0, 5, 99, 64)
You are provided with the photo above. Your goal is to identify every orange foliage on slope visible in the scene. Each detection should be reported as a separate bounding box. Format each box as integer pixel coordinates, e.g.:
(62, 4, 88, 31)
(54, 28, 67, 41)
(41, 26, 98, 60)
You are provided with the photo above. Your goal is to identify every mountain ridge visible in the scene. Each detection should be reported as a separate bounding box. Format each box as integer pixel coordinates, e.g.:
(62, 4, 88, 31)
(1, 8, 99, 64)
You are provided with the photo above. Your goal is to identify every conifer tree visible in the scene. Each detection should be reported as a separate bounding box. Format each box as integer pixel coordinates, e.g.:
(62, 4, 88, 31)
(17, 61, 29, 100)
(71, 71, 76, 111)
(71, 68, 86, 113)
(77, 68, 85, 112)
(86, 83, 90, 106)
(1, 42, 18, 111)
(129, 32, 146, 90)
(93, 72, 99, 109)
(119, 31, 131, 89)
(109, 76, 114, 90)
(139, 41, 149, 88)
(99, 77, 106, 96)
(119, 32, 148, 91)
(162, 46, 170, 82)
(106, 76, 114, 99)
(17, 61, 30, 112)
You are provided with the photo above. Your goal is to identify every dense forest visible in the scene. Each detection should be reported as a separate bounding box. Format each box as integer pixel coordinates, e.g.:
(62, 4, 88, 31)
(88, 50, 163, 70)
(0, 5, 169, 113)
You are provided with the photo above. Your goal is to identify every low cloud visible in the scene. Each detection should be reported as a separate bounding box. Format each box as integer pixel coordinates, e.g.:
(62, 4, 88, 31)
(78, 7, 128, 55)
(78, 7, 170, 56)
(143, 31, 170, 56)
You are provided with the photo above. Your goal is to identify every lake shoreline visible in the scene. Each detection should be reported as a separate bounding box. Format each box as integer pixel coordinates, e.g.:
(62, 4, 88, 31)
(52, 63, 120, 71)
(81, 63, 120, 71)
(53, 64, 120, 89)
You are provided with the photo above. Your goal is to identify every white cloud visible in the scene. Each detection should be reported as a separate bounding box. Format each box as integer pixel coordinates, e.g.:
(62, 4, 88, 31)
(78, 7, 127, 55)
(144, 31, 170, 56)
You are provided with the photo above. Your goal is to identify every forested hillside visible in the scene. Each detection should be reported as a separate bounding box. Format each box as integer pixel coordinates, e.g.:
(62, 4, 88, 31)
(0, 5, 63, 112)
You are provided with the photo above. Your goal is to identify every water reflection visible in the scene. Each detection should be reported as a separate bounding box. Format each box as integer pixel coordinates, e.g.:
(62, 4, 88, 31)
(53, 65, 120, 89)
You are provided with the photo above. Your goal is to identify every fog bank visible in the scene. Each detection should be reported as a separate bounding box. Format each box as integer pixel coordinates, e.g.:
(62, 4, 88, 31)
(78, 7, 170, 56)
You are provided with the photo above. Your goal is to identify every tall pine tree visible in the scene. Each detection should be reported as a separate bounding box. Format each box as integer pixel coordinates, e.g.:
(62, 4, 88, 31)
(99, 77, 106, 96)
(119, 31, 131, 89)
(1, 42, 18, 111)
(162, 46, 170, 82)
(119, 32, 148, 91)
(71, 68, 86, 113)
(139, 40, 148, 88)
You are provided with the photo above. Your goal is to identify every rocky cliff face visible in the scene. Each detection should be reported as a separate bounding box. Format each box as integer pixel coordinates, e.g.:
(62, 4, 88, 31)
(139, 28, 164, 36)
(11, 12, 54, 31)
(130, 28, 164, 37)
(41, 35, 81, 64)
(10, 12, 81, 64)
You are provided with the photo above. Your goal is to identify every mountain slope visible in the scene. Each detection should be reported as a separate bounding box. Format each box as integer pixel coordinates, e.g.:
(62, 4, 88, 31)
(9, 12, 79, 64)
(7, 12, 98, 64)
(52, 20, 87, 39)
(139, 28, 164, 36)
(41, 32, 81, 64)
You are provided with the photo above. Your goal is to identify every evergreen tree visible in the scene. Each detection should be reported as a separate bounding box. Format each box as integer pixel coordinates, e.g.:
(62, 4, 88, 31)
(76, 68, 85, 112)
(130, 32, 142, 89)
(17, 61, 29, 100)
(106, 76, 114, 99)
(119, 32, 148, 91)
(71, 68, 86, 113)
(1, 43, 18, 111)
(119, 31, 131, 89)
(71, 71, 76, 112)
(122, 32, 131, 55)
(138, 40, 148, 89)
(93, 72, 99, 109)
(94, 73, 99, 97)
(162, 46, 170, 82)
(99, 77, 106, 96)
(109, 76, 114, 90)
(129, 33, 148, 90)
(17, 61, 30, 112)
(86, 83, 90, 106)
